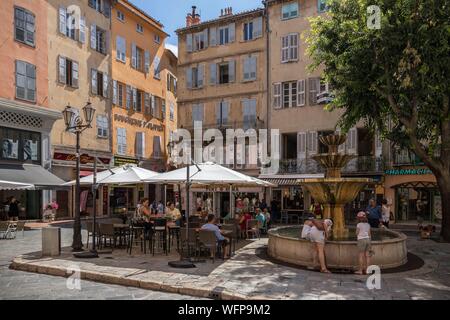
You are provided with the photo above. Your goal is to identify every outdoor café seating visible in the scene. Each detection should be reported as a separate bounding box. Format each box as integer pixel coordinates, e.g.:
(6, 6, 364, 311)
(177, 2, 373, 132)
(0, 221, 25, 239)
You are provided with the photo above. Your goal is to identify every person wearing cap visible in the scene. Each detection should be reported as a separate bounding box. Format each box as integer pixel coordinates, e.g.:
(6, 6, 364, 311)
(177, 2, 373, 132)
(309, 218, 333, 273)
(356, 211, 372, 275)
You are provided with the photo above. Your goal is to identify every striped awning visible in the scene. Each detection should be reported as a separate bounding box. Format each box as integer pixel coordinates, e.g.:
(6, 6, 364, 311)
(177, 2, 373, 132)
(258, 174, 324, 187)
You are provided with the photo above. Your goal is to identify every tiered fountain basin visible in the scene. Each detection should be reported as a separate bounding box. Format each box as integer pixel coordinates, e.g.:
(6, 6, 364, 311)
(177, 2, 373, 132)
(268, 226, 408, 270)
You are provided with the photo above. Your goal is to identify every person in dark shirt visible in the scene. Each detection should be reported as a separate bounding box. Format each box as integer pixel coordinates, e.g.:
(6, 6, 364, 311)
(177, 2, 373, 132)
(365, 199, 382, 228)
(8, 197, 20, 221)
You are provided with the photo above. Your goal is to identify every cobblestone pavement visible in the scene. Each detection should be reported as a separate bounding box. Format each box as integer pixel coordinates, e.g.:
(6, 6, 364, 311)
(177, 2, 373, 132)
(5, 226, 450, 300)
(0, 227, 203, 300)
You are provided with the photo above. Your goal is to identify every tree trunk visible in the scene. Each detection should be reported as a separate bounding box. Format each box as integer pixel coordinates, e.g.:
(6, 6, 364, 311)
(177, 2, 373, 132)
(437, 174, 450, 241)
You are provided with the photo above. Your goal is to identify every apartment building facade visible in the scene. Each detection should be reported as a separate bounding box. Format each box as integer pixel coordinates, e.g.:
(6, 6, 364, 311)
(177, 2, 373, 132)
(0, 0, 63, 219)
(263, 0, 384, 217)
(176, 7, 268, 178)
(110, 0, 176, 211)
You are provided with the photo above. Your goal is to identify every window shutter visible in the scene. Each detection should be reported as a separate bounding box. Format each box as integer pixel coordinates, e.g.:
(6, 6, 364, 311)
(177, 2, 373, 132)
(132, 87, 137, 110)
(229, 23, 235, 42)
(210, 27, 217, 46)
(186, 67, 192, 89)
(297, 79, 305, 106)
(112, 80, 117, 105)
(59, 7, 67, 35)
(103, 0, 111, 18)
(297, 132, 307, 159)
(307, 131, 318, 155)
(309, 77, 319, 105)
(58, 56, 66, 84)
(145, 51, 150, 73)
(153, 56, 160, 77)
(131, 43, 137, 68)
(186, 34, 193, 52)
(91, 69, 97, 95)
(281, 36, 289, 63)
(136, 132, 142, 157)
(215, 103, 221, 125)
(151, 95, 156, 116)
(346, 128, 358, 154)
(229, 60, 235, 83)
(116, 36, 120, 60)
(103, 73, 108, 98)
(250, 56, 257, 79)
(243, 57, 250, 80)
(90, 24, 96, 50)
(203, 29, 208, 48)
(198, 64, 204, 87)
(79, 16, 86, 43)
(290, 33, 299, 60)
(141, 133, 146, 157)
(72, 61, 79, 88)
(144, 93, 150, 115)
(209, 63, 217, 85)
(336, 128, 346, 153)
(126, 85, 131, 109)
(253, 16, 263, 38)
(273, 83, 281, 109)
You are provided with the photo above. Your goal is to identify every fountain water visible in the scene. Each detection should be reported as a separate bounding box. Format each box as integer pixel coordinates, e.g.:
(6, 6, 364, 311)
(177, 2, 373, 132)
(267, 134, 408, 270)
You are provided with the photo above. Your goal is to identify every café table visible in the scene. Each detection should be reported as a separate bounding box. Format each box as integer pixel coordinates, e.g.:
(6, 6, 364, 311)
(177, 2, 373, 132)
(221, 229, 235, 255)
(113, 223, 129, 248)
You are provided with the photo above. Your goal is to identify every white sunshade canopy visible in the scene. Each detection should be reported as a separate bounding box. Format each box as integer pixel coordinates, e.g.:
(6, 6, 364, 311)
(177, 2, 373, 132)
(146, 162, 275, 187)
(0, 180, 35, 190)
(64, 164, 159, 186)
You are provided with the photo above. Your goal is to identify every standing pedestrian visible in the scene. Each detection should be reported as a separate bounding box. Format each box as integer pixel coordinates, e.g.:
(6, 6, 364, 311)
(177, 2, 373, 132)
(365, 199, 382, 228)
(381, 199, 391, 228)
(355, 212, 372, 275)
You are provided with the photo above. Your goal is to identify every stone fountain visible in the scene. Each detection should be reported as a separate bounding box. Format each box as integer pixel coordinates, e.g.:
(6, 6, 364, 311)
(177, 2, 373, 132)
(267, 134, 408, 270)
(298, 134, 370, 239)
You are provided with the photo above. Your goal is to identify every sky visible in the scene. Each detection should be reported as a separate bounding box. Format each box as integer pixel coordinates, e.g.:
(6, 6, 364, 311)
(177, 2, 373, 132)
(130, 0, 263, 55)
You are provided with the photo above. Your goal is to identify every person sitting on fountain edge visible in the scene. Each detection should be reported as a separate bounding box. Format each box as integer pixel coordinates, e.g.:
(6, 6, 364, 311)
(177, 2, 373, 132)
(365, 199, 383, 228)
(301, 215, 315, 240)
(309, 218, 333, 273)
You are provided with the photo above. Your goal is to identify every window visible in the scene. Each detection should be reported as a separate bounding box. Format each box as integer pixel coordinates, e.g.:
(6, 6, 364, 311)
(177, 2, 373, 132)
(116, 128, 127, 155)
(59, 7, 86, 43)
(282, 2, 299, 20)
(281, 33, 299, 63)
(216, 101, 229, 125)
(273, 83, 281, 109)
(161, 100, 166, 120)
(131, 43, 149, 73)
(15, 60, 36, 102)
(318, 0, 329, 13)
(186, 65, 204, 89)
(153, 56, 161, 79)
(219, 26, 229, 45)
(242, 99, 257, 130)
(135, 132, 145, 157)
(243, 22, 253, 41)
(192, 104, 204, 124)
(117, 82, 124, 107)
(169, 102, 175, 121)
(0, 127, 41, 163)
(243, 56, 257, 81)
(15, 7, 35, 46)
(194, 31, 206, 51)
(117, 10, 124, 21)
(152, 136, 162, 158)
(219, 64, 229, 84)
(308, 77, 320, 105)
(88, 0, 110, 17)
(58, 56, 79, 88)
(136, 23, 143, 33)
(282, 82, 297, 108)
(91, 69, 108, 97)
(167, 73, 177, 94)
(96, 115, 108, 138)
(154, 34, 160, 43)
(135, 89, 143, 112)
(116, 36, 126, 62)
(90, 25, 107, 54)
(297, 79, 306, 106)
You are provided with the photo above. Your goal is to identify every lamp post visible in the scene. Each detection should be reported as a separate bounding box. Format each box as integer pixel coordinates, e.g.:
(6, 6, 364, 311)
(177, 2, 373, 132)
(62, 102, 95, 252)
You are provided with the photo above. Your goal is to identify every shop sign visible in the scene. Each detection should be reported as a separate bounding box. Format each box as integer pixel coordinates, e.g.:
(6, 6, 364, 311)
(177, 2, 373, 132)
(114, 155, 139, 167)
(114, 114, 164, 132)
(53, 152, 111, 164)
(385, 168, 432, 175)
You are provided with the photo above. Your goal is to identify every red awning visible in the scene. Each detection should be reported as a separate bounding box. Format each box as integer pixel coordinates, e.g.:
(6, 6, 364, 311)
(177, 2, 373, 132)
(79, 171, 93, 177)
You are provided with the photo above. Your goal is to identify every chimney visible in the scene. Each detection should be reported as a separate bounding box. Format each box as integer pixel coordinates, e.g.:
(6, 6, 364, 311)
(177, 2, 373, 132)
(186, 6, 201, 27)
(220, 7, 233, 17)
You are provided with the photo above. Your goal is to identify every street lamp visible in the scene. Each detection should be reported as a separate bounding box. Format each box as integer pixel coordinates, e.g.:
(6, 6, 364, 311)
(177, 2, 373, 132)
(62, 102, 95, 254)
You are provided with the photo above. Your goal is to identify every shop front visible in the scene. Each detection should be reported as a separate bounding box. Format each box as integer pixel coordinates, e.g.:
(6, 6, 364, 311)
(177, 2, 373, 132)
(0, 99, 62, 220)
(385, 168, 440, 223)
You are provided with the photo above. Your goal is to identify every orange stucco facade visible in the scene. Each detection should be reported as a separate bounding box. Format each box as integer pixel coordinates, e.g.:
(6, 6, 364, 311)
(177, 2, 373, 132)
(0, 0, 49, 107)
(110, 0, 176, 171)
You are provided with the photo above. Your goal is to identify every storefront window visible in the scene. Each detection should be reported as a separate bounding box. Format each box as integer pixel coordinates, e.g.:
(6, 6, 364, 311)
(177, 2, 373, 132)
(282, 187, 304, 210)
(0, 127, 41, 163)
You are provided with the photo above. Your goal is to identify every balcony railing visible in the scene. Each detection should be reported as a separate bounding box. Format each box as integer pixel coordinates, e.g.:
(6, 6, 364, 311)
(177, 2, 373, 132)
(392, 152, 424, 166)
(278, 156, 384, 175)
(182, 120, 260, 131)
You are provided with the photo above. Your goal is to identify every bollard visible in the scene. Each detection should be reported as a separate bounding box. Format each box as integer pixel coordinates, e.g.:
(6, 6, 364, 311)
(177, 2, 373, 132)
(42, 227, 61, 256)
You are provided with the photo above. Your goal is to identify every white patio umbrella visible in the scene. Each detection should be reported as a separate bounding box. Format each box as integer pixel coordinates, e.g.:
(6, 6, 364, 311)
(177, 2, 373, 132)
(64, 164, 158, 186)
(0, 180, 35, 190)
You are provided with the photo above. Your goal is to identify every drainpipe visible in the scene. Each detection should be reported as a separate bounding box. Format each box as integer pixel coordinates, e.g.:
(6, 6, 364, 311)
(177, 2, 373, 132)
(264, 1, 270, 134)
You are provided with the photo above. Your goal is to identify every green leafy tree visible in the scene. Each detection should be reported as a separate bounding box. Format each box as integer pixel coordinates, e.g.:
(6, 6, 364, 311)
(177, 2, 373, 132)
(307, 0, 450, 239)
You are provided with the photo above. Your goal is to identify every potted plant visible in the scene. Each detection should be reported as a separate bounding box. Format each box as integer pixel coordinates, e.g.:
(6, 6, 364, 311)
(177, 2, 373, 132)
(43, 201, 58, 222)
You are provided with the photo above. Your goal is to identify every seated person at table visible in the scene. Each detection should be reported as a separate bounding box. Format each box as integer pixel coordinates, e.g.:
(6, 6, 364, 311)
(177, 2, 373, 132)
(201, 214, 231, 259)
(239, 211, 252, 235)
(255, 208, 266, 233)
(165, 203, 182, 226)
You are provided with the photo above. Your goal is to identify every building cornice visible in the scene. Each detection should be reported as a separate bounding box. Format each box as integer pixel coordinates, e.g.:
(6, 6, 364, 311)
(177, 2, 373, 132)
(0, 98, 62, 120)
(178, 48, 265, 67)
